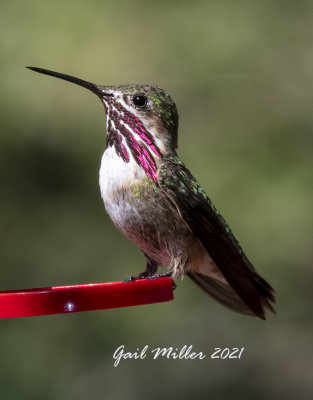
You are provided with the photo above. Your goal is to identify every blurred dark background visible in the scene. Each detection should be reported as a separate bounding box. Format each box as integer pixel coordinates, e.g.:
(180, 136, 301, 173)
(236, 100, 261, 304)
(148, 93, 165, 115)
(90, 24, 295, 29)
(0, 1, 312, 399)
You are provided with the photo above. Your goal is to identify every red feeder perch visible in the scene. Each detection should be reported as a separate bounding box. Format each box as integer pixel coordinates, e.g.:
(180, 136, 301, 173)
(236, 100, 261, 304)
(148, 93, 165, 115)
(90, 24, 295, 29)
(0, 278, 174, 318)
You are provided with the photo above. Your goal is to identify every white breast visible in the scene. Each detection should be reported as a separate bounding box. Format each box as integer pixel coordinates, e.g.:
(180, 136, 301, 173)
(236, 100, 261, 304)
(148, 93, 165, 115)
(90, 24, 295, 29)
(99, 146, 145, 226)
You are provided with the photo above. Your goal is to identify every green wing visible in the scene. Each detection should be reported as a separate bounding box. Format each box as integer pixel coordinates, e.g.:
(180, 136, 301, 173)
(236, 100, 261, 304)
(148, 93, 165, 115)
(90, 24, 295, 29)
(158, 156, 275, 319)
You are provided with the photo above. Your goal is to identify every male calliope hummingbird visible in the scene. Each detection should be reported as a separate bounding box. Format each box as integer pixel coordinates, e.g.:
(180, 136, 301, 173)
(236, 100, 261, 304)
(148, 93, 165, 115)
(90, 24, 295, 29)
(27, 67, 275, 319)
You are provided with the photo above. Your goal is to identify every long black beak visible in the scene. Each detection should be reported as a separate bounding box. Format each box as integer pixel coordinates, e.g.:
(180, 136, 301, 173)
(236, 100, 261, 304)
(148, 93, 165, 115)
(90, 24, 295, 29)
(26, 67, 105, 97)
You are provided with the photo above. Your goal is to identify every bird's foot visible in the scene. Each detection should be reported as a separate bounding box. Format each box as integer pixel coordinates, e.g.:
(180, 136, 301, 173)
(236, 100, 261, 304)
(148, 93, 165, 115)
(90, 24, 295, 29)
(145, 272, 173, 280)
(145, 272, 176, 290)
(123, 272, 150, 283)
(123, 271, 176, 290)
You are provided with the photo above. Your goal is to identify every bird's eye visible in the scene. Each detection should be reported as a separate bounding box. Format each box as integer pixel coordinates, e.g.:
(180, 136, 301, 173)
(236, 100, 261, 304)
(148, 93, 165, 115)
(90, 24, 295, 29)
(132, 94, 148, 108)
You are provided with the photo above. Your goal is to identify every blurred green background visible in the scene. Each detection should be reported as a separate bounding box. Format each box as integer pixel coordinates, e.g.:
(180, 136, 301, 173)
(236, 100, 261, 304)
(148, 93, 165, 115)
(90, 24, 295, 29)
(0, 0, 312, 399)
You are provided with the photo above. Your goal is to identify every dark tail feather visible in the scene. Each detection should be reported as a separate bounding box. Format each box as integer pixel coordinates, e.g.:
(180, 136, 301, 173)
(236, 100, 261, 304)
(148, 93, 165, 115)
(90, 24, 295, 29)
(187, 271, 275, 319)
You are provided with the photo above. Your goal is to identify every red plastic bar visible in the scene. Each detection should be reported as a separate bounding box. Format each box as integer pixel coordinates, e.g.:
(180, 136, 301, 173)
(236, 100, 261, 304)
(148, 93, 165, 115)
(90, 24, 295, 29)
(0, 278, 174, 318)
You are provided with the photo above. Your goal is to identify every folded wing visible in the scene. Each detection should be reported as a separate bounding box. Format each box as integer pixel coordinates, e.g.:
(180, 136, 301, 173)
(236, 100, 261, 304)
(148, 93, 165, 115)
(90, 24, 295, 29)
(158, 157, 275, 319)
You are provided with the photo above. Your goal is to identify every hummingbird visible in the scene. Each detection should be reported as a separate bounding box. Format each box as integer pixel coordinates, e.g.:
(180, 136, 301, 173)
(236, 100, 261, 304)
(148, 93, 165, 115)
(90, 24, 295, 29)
(27, 67, 275, 319)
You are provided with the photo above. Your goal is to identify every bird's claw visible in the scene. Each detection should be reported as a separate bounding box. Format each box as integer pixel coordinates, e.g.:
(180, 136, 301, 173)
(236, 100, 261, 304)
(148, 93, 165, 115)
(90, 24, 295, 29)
(123, 273, 147, 283)
(123, 271, 176, 290)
